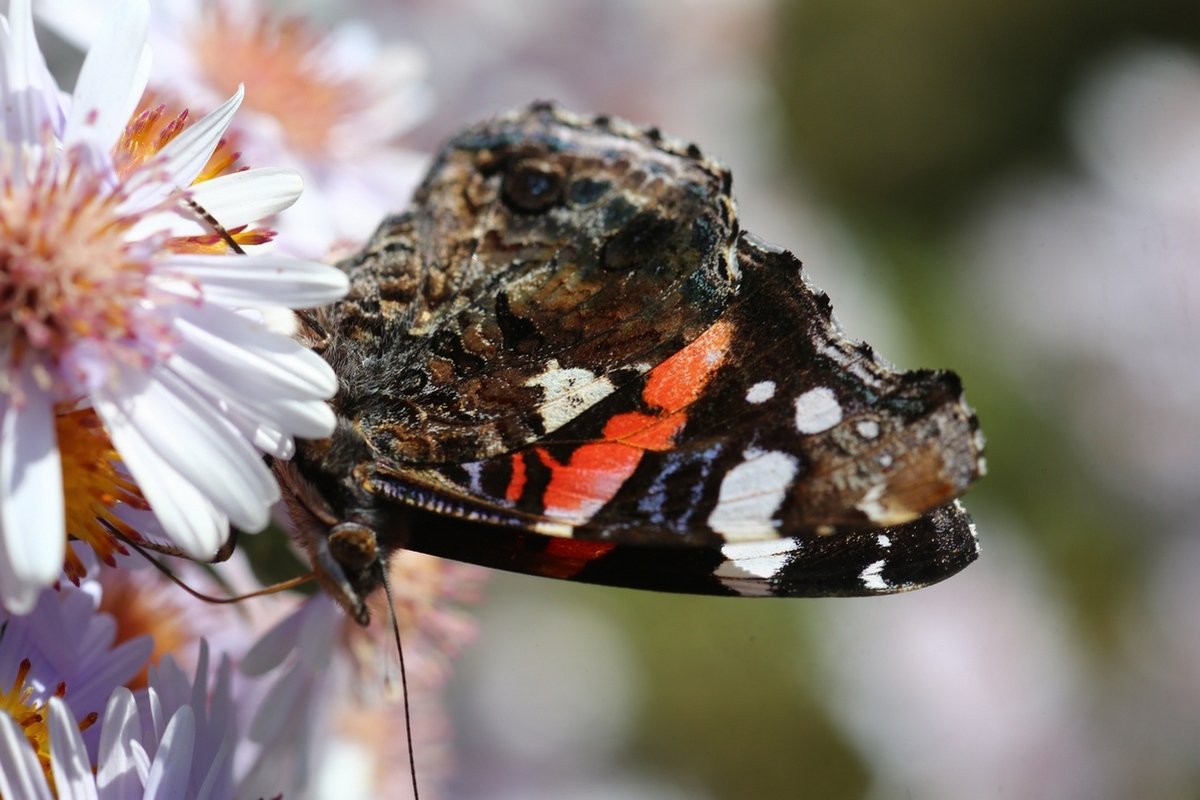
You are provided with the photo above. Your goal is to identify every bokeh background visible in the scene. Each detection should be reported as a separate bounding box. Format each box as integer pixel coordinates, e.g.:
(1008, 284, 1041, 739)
(316, 1, 1200, 797)
(51, 0, 1200, 796)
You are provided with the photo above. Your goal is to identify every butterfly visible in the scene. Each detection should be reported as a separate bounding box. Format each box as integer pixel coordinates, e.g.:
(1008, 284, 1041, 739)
(271, 102, 985, 625)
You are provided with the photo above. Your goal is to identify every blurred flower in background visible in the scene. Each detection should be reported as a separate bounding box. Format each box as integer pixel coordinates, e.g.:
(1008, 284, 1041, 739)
(38, 0, 433, 258)
(964, 46, 1200, 519)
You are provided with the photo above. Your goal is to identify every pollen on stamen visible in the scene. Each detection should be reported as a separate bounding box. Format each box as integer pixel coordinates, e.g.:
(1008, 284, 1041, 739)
(115, 92, 248, 185)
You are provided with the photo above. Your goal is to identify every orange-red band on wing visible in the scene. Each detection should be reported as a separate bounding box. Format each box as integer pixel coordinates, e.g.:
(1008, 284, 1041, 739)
(505, 452, 527, 503)
(642, 319, 732, 412)
(530, 319, 734, 524)
(539, 539, 618, 578)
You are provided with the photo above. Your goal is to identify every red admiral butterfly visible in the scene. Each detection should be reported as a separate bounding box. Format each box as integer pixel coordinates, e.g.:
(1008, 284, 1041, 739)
(275, 103, 985, 625)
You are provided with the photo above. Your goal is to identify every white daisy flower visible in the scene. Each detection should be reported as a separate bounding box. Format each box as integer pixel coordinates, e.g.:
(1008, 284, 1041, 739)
(0, 0, 350, 613)
(0, 645, 245, 799)
(39, 0, 433, 257)
(0, 561, 153, 765)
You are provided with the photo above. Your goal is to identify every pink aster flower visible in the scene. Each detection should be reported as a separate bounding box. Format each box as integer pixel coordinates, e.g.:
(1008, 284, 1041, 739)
(239, 552, 487, 799)
(39, 0, 432, 257)
(0, 0, 350, 612)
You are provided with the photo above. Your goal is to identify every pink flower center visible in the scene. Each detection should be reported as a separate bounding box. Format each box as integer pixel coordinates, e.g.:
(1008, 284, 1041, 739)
(0, 149, 160, 387)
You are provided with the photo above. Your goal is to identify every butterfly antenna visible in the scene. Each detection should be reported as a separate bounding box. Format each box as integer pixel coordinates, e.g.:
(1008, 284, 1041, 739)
(121, 535, 316, 604)
(380, 564, 421, 800)
(185, 197, 247, 255)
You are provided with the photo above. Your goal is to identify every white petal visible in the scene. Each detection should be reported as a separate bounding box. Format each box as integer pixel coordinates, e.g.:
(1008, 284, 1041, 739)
(194, 736, 233, 800)
(143, 706, 194, 800)
(93, 381, 229, 559)
(0, 380, 65, 613)
(49, 697, 99, 800)
(167, 352, 335, 443)
(1, 0, 65, 146)
(0, 708, 53, 800)
(93, 364, 278, 532)
(31, 0, 105, 50)
(187, 167, 304, 228)
(172, 303, 338, 399)
(121, 85, 244, 213)
(97, 688, 144, 800)
(63, 0, 149, 152)
(155, 253, 349, 308)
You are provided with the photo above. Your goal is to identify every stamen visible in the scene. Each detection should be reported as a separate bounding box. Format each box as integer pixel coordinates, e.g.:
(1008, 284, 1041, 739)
(0, 659, 95, 786)
(57, 406, 141, 583)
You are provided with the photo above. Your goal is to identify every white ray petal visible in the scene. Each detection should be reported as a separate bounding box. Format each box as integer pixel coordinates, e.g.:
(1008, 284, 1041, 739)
(167, 352, 335, 441)
(97, 689, 143, 800)
(63, 0, 149, 152)
(1, 0, 65, 146)
(144, 706, 194, 800)
(156, 253, 349, 308)
(49, 697, 99, 800)
(0, 710, 53, 800)
(0, 375, 65, 612)
(95, 364, 277, 532)
(172, 303, 338, 398)
(187, 167, 304, 228)
(93, 381, 228, 560)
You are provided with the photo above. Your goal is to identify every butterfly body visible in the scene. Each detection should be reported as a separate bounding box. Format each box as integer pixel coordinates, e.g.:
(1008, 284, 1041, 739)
(277, 104, 984, 624)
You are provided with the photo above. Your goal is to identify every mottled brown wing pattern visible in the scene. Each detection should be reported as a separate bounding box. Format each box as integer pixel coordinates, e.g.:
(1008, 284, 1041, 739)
(311, 107, 740, 466)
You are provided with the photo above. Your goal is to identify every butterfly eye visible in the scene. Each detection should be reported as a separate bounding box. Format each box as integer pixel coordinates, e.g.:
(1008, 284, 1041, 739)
(501, 159, 564, 213)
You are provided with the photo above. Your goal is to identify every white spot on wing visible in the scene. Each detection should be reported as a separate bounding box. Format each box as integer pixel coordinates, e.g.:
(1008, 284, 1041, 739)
(714, 540, 801, 596)
(745, 380, 776, 404)
(860, 559, 888, 590)
(877, 534, 891, 548)
(525, 359, 616, 433)
(706, 448, 798, 541)
(793, 387, 842, 434)
(532, 520, 575, 537)
(856, 483, 889, 523)
(856, 420, 880, 439)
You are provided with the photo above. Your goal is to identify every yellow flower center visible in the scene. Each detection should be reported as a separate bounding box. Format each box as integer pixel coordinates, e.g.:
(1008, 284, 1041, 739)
(0, 659, 97, 788)
(57, 406, 144, 582)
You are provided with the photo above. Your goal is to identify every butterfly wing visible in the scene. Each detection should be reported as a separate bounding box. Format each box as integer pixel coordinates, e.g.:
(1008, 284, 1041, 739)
(289, 106, 983, 614)
(313, 107, 740, 465)
(400, 500, 977, 597)
(363, 236, 983, 595)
